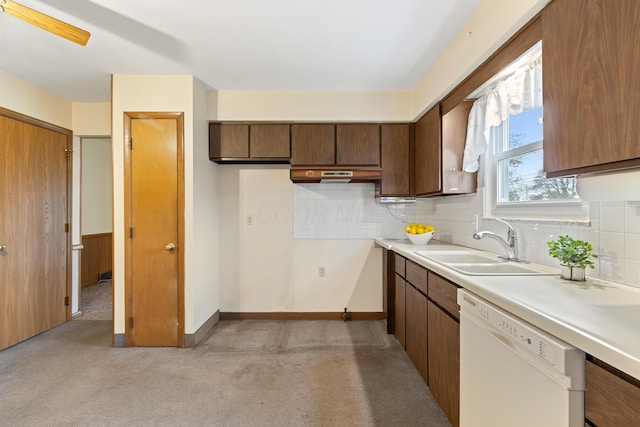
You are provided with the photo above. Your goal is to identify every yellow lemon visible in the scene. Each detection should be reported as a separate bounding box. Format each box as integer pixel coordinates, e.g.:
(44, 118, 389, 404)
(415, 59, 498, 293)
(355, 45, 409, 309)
(404, 225, 411, 233)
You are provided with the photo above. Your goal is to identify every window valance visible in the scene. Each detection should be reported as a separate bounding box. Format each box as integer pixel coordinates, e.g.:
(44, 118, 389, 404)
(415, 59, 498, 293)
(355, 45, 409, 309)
(462, 55, 542, 173)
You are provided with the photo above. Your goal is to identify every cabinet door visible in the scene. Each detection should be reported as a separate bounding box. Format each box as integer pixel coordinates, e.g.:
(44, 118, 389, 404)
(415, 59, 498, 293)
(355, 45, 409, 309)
(585, 358, 640, 426)
(381, 124, 411, 196)
(250, 124, 290, 159)
(336, 124, 380, 165)
(428, 300, 460, 427)
(394, 275, 406, 349)
(406, 260, 428, 295)
(543, 0, 640, 177)
(406, 284, 428, 382)
(414, 105, 441, 195)
(209, 123, 249, 159)
(290, 124, 335, 165)
(428, 272, 460, 321)
(383, 249, 396, 334)
(441, 101, 476, 194)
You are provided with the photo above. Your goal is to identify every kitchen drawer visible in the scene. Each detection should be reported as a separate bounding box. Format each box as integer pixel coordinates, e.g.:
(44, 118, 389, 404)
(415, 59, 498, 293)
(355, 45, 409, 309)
(406, 260, 428, 295)
(395, 255, 406, 278)
(427, 272, 459, 320)
(585, 357, 640, 426)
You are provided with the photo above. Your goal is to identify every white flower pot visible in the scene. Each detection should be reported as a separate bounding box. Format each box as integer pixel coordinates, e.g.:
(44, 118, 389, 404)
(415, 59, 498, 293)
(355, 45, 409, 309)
(560, 264, 586, 281)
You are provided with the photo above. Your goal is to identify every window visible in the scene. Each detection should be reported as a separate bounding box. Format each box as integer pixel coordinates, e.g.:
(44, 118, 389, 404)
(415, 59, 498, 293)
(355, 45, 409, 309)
(463, 42, 588, 221)
(493, 106, 578, 204)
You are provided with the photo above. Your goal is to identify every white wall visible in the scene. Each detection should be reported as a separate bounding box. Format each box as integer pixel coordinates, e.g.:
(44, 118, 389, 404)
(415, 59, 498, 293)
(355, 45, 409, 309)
(212, 90, 411, 122)
(81, 138, 112, 235)
(410, 0, 550, 118)
(0, 70, 72, 128)
(218, 166, 382, 312)
(189, 79, 221, 330)
(71, 136, 82, 314)
(72, 102, 111, 136)
(111, 74, 219, 335)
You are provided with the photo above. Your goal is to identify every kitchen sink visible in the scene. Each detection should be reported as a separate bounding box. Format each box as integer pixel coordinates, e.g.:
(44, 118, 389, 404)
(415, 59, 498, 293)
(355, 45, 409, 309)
(416, 251, 504, 264)
(416, 250, 557, 276)
(446, 263, 556, 276)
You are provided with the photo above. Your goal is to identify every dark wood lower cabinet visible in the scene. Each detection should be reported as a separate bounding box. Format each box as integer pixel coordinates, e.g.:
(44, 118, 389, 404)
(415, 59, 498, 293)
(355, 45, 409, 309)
(428, 300, 460, 427)
(585, 357, 640, 426)
(394, 275, 406, 349)
(406, 284, 428, 382)
(389, 258, 460, 427)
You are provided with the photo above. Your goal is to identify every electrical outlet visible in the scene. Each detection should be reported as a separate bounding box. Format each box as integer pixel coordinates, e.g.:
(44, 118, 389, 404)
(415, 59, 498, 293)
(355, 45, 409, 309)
(246, 215, 254, 226)
(318, 266, 326, 277)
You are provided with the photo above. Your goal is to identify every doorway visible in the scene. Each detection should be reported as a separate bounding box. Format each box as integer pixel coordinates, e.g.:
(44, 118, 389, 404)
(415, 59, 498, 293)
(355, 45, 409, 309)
(123, 112, 184, 347)
(76, 136, 113, 320)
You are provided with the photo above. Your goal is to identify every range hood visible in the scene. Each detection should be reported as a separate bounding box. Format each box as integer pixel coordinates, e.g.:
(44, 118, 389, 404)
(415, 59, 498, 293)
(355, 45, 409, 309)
(290, 166, 382, 183)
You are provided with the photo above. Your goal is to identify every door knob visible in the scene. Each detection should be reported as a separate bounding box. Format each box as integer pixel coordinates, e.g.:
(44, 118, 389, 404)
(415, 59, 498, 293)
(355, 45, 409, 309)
(0, 245, 6, 253)
(165, 243, 176, 252)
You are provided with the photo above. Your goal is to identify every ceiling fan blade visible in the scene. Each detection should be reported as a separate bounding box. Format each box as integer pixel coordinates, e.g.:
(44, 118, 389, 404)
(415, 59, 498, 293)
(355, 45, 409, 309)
(1, 0, 90, 46)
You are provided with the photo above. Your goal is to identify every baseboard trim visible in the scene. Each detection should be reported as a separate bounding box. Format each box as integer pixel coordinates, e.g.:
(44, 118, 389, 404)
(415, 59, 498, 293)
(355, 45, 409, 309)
(219, 312, 385, 321)
(184, 310, 220, 348)
(114, 333, 125, 348)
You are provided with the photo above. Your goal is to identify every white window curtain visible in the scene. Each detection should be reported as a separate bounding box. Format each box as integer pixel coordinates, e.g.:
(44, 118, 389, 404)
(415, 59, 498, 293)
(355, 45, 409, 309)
(462, 55, 543, 173)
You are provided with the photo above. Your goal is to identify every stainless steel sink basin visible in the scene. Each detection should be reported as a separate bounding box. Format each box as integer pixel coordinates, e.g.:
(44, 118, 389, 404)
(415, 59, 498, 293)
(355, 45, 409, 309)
(415, 250, 557, 276)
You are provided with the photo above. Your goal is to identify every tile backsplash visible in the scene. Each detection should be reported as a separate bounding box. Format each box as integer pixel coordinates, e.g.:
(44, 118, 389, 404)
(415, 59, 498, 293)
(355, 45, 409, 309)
(292, 183, 431, 239)
(292, 183, 640, 288)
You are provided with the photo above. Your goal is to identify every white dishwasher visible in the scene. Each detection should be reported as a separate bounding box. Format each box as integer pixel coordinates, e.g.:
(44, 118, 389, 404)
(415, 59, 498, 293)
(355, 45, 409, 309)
(458, 289, 585, 427)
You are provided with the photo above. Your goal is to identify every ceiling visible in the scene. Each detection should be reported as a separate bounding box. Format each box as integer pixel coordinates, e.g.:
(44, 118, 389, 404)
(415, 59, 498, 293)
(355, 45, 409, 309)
(0, 0, 483, 102)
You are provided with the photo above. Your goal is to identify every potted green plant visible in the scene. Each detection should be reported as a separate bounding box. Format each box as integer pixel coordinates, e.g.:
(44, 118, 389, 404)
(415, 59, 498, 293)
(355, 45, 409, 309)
(546, 235, 598, 281)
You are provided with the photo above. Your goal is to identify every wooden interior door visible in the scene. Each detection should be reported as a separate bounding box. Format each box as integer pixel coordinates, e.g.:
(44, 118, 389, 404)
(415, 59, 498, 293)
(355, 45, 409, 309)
(124, 113, 184, 347)
(0, 110, 70, 350)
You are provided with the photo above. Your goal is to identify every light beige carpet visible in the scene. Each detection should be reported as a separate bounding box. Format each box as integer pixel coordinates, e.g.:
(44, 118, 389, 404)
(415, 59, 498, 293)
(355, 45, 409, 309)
(75, 280, 112, 321)
(0, 319, 451, 427)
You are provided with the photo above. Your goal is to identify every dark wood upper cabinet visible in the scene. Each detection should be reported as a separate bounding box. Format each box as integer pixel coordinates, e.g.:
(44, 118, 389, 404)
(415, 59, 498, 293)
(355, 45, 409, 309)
(414, 102, 476, 197)
(290, 124, 335, 165)
(336, 124, 380, 166)
(209, 123, 290, 162)
(414, 105, 441, 195)
(209, 123, 249, 160)
(542, 0, 640, 177)
(380, 124, 411, 196)
(249, 124, 290, 159)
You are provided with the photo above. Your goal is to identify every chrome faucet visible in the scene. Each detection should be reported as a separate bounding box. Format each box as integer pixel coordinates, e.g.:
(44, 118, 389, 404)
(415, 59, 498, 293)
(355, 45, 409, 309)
(473, 218, 527, 263)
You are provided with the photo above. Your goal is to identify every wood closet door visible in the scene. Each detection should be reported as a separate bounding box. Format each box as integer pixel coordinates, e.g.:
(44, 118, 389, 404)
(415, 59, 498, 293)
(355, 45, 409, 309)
(125, 113, 184, 347)
(0, 114, 70, 350)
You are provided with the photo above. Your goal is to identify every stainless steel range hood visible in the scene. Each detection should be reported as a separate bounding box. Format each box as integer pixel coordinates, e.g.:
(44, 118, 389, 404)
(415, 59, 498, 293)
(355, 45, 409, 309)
(290, 166, 382, 183)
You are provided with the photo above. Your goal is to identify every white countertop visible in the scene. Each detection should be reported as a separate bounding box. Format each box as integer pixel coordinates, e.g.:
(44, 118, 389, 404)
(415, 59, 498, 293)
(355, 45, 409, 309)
(376, 238, 640, 381)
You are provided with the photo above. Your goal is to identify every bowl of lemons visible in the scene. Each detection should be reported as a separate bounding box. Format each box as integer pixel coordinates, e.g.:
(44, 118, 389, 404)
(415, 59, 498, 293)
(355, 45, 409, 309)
(405, 223, 435, 245)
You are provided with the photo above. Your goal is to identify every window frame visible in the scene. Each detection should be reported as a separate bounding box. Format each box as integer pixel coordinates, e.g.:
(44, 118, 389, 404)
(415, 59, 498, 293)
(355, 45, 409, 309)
(484, 113, 588, 221)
